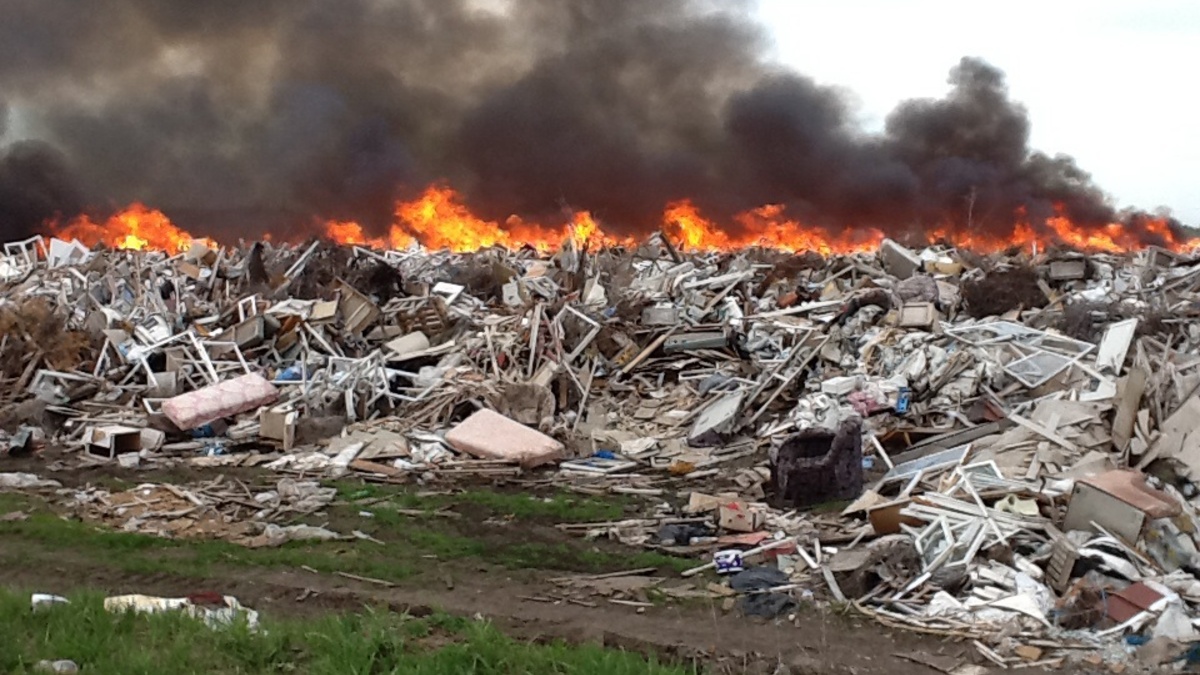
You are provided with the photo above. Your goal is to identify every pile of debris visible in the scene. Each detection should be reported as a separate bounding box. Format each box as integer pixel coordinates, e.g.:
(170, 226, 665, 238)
(66, 475, 338, 547)
(6, 232, 1200, 668)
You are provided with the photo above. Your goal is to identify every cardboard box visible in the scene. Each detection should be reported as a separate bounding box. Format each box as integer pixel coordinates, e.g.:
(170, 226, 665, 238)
(867, 498, 923, 535)
(718, 501, 764, 533)
(259, 407, 298, 451)
(83, 425, 145, 458)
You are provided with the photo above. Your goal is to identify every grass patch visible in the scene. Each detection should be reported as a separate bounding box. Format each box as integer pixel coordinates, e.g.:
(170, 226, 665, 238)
(0, 492, 413, 581)
(0, 488, 694, 583)
(0, 491, 42, 512)
(332, 481, 399, 502)
(491, 542, 694, 576)
(0, 589, 696, 674)
(450, 490, 628, 522)
(333, 481, 630, 523)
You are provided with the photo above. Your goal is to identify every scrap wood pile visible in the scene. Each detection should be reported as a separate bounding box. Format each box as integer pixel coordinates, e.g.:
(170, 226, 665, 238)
(3, 232, 1200, 667)
(66, 475, 339, 547)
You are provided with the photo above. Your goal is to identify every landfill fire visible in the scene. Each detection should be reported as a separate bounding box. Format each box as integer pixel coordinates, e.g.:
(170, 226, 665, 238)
(49, 203, 215, 253)
(16, 5, 1200, 673)
(41, 185, 1200, 256)
(3, 0, 1196, 258)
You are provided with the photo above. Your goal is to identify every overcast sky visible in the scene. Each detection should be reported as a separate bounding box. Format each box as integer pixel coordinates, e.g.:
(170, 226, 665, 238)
(756, 0, 1200, 224)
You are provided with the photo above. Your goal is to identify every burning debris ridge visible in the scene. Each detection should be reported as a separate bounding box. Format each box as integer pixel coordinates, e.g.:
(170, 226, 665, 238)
(39, 186, 1200, 257)
(7, 224, 1200, 670)
(0, 1, 1191, 251)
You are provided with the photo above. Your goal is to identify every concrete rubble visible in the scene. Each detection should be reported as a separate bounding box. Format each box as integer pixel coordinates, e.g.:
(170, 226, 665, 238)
(6, 233, 1200, 668)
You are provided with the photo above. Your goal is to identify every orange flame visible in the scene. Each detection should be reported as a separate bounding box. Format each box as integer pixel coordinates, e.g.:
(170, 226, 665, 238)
(664, 200, 732, 250)
(662, 201, 886, 255)
(324, 186, 635, 253)
(928, 221, 1040, 252)
(1044, 214, 1193, 253)
(324, 220, 385, 249)
(46, 188, 1200, 257)
(394, 185, 517, 251)
(330, 189, 893, 254)
(928, 206, 1198, 254)
(318, 188, 1200, 255)
(50, 203, 211, 253)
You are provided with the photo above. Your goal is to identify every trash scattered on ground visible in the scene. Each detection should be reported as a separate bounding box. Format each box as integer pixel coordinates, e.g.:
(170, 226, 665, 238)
(33, 659, 79, 674)
(6, 234, 1200, 668)
(103, 593, 260, 631)
(65, 477, 337, 546)
(30, 594, 69, 609)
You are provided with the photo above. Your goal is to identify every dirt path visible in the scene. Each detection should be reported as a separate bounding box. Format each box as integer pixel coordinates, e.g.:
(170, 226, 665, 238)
(0, 540, 993, 675)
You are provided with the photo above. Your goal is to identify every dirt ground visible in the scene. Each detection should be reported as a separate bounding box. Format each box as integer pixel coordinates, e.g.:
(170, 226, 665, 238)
(0, 460, 1026, 675)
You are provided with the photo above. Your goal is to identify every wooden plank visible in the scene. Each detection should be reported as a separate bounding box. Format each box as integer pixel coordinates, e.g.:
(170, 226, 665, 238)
(1007, 413, 1077, 453)
(1025, 441, 1048, 481)
(1112, 366, 1147, 454)
(869, 434, 895, 471)
(821, 566, 847, 603)
(1136, 395, 1200, 469)
(889, 422, 1005, 465)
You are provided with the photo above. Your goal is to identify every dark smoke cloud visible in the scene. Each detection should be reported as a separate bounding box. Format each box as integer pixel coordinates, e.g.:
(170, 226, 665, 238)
(0, 141, 83, 237)
(723, 73, 918, 226)
(0, 0, 1181, 243)
(457, 1, 762, 228)
(881, 59, 1120, 234)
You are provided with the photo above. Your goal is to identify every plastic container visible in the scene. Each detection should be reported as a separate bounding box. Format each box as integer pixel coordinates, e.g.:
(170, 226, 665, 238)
(30, 593, 69, 609)
(714, 549, 745, 575)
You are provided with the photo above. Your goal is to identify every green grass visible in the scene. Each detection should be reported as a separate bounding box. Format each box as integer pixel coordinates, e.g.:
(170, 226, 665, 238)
(0, 487, 694, 584)
(0, 492, 357, 577)
(333, 481, 631, 523)
(0, 589, 697, 675)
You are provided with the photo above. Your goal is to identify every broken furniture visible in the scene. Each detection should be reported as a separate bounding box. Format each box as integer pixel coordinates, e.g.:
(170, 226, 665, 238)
(1063, 469, 1181, 544)
(771, 418, 863, 508)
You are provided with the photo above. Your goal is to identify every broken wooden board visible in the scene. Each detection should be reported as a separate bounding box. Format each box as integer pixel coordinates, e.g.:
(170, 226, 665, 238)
(1112, 366, 1148, 454)
(1136, 396, 1200, 469)
(1007, 413, 1077, 453)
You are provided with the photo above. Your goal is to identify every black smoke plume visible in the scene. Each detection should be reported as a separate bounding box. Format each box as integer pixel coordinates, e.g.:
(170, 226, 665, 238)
(0, 0, 1183, 244)
(0, 142, 83, 237)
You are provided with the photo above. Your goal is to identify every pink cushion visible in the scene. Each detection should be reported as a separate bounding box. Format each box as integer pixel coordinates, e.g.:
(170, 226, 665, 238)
(445, 409, 563, 468)
(162, 373, 279, 430)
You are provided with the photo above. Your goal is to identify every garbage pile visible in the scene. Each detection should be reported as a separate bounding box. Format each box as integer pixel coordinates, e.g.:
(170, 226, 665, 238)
(5, 232, 1200, 668)
(66, 476, 339, 547)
